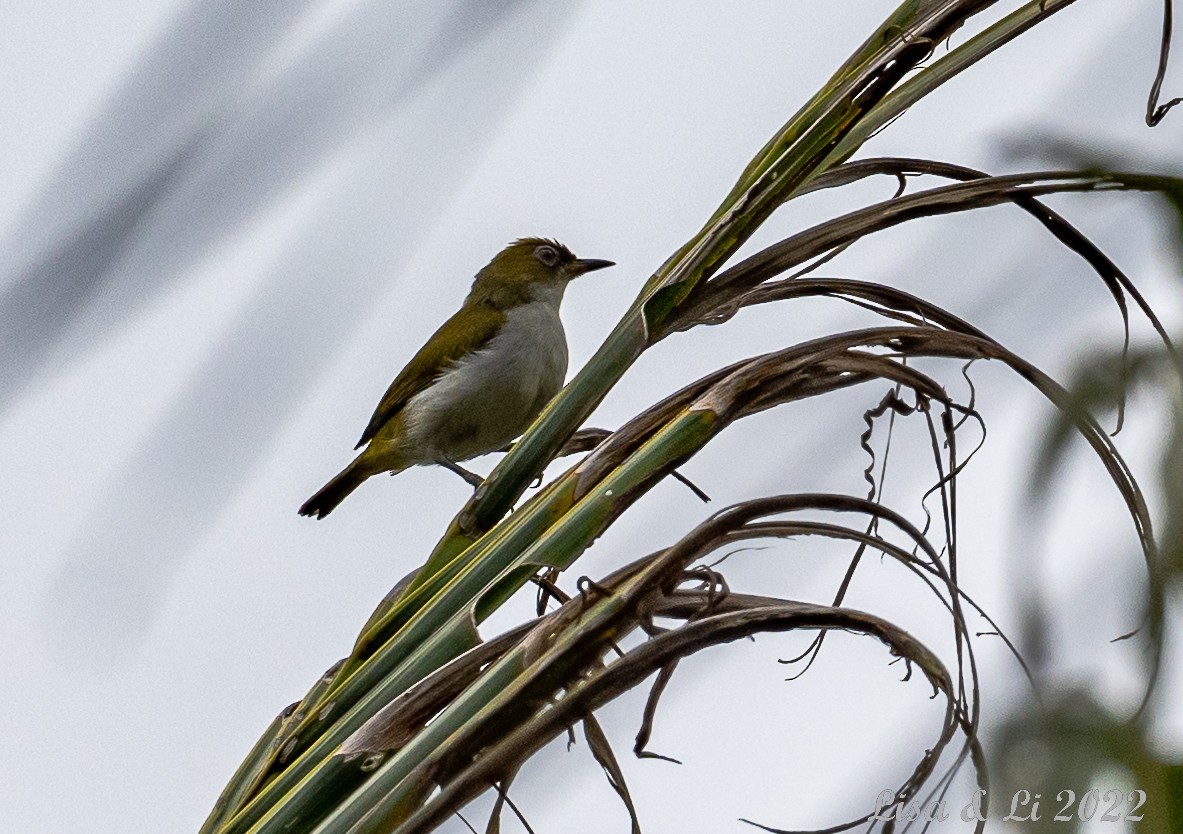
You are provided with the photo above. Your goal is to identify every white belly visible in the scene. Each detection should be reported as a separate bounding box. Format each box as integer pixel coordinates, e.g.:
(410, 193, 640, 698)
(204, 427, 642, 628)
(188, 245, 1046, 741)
(399, 298, 568, 464)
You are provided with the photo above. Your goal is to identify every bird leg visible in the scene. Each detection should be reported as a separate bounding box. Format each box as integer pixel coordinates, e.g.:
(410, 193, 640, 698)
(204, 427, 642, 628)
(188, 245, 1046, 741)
(436, 457, 485, 489)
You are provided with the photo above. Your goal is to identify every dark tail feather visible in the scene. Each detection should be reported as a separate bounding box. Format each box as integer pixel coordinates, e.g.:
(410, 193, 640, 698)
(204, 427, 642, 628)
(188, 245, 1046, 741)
(299, 461, 370, 519)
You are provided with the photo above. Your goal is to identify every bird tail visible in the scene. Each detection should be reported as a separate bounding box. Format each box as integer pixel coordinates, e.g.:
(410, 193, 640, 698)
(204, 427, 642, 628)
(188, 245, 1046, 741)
(299, 459, 373, 519)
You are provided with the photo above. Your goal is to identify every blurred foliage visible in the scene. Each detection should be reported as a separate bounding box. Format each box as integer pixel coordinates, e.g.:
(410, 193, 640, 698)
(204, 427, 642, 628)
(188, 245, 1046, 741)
(996, 689, 1183, 834)
(998, 175, 1183, 832)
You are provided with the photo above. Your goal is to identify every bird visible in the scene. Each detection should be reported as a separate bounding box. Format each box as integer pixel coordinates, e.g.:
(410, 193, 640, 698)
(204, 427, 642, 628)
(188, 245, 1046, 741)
(299, 237, 614, 518)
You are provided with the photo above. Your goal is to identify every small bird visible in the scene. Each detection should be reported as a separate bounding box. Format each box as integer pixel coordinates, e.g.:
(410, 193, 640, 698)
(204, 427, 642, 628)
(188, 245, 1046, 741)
(299, 238, 614, 518)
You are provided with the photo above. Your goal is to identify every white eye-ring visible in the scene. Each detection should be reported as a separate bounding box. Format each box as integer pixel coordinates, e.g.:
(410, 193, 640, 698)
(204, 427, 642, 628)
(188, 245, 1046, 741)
(534, 245, 560, 266)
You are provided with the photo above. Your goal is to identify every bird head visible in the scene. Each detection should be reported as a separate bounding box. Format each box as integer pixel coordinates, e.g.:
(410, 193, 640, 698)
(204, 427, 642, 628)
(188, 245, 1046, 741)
(469, 238, 614, 307)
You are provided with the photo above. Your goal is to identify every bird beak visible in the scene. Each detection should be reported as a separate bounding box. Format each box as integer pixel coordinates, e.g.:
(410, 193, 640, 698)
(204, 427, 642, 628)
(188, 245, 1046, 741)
(569, 258, 615, 276)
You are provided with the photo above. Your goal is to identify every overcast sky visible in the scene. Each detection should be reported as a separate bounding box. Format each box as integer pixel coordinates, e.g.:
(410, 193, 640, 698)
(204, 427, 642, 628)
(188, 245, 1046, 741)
(2, 2, 1180, 832)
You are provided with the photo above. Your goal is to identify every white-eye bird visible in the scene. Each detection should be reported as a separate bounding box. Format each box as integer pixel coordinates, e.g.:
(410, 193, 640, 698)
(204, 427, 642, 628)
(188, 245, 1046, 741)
(299, 238, 614, 518)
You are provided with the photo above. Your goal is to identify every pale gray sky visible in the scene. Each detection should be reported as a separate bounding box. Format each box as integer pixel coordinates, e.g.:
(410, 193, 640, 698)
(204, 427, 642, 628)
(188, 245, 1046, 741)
(1, 2, 1180, 832)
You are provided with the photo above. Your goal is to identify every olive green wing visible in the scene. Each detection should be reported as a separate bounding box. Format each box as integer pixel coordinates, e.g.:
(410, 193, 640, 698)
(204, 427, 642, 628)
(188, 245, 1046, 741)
(355, 302, 505, 448)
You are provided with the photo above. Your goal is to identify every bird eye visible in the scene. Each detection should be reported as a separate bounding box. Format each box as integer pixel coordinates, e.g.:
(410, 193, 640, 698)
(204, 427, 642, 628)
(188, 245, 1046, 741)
(534, 245, 560, 267)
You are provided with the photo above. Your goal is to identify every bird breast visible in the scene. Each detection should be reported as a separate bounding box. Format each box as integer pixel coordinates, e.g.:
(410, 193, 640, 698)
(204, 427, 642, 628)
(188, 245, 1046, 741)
(399, 297, 569, 463)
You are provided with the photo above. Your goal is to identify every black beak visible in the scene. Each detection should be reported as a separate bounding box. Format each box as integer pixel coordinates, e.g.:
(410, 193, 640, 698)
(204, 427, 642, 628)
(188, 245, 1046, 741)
(570, 258, 615, 276)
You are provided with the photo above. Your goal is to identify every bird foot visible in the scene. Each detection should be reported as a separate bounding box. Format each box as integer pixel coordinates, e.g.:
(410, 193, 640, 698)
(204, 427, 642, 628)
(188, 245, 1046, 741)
(437, 458, 485, 490)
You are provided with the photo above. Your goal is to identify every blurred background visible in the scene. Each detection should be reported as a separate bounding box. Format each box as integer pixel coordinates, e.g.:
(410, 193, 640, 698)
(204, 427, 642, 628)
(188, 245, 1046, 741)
(2, 2, 1180, 831)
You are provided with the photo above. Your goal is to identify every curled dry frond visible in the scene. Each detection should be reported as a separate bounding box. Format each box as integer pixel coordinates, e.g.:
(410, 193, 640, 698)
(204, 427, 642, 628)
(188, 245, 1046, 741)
(665, 168, 1181, 353)
(333, 497, 980, 834)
